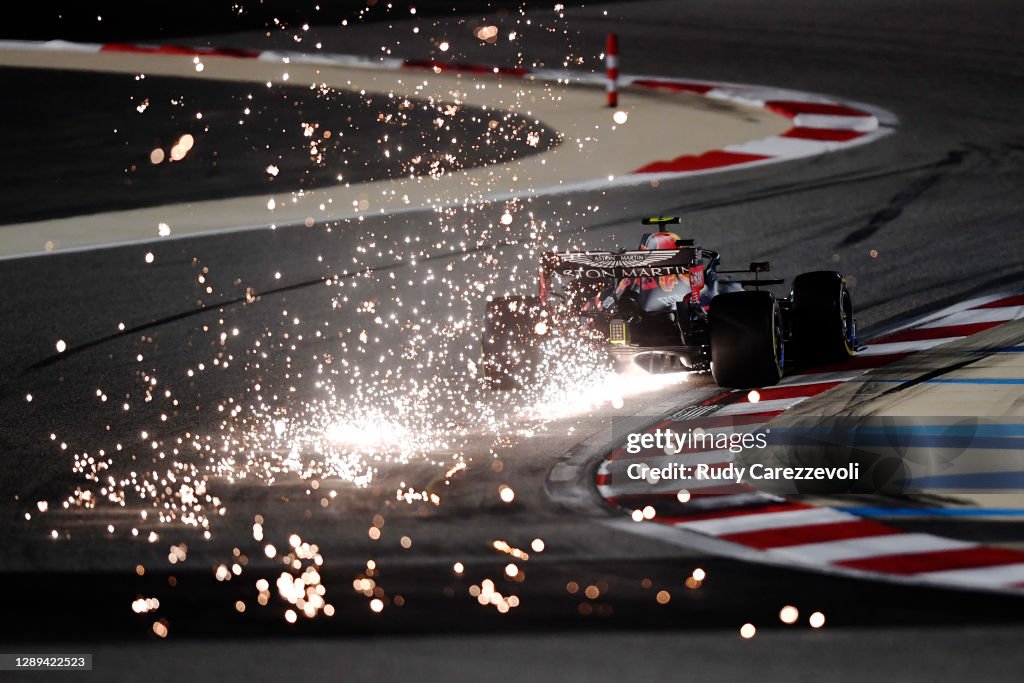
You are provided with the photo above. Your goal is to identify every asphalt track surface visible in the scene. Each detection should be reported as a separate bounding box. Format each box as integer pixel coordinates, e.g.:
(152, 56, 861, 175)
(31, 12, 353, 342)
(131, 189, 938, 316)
(1, 1, 1024, 680)
(0, 66, 556, 224)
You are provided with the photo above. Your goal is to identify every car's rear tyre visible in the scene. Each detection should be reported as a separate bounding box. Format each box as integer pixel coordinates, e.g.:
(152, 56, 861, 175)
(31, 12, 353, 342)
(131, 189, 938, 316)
(709, 291, 784, 389)
(791, 271, 855, 366)
(481, 296, 542, 389)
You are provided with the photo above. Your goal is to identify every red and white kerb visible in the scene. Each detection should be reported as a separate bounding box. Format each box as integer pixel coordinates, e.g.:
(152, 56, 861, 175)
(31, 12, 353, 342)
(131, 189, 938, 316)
(598, 293, 1024, 594)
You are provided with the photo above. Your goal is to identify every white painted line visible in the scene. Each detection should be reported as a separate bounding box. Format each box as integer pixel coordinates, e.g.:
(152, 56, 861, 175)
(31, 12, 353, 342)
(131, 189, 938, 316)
(858, 337, 964, 355)
(919, 562, 1024, 588)
(778, 369, 867, 386)
(770, 533, 975, 564)
(869, 293, 1019, 338)
(256, 50, 405, 70)
(675, 506, 854, 535)
(704, 88, 765, 108)
(920, 306, 1024, 328)
(696, 492, 783, 509)
(724, 135, 836, 158)
(0, 38, 101, 53)
(715, 397, 810, 415)
(792, 113, 878, 131)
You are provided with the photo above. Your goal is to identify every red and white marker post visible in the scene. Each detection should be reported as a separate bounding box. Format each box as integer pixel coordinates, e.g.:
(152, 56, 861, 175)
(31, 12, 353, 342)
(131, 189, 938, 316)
(606, 33, 618, 107)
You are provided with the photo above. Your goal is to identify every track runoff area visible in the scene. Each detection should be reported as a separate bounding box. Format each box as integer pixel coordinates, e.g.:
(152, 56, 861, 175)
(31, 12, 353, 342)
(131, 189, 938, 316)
(594, 293, 1024, 594)
(0, 37, 892, 258)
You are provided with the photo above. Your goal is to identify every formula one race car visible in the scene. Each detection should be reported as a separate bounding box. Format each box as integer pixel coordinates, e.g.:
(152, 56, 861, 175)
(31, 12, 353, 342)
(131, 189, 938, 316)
(482, 217, 857, 389)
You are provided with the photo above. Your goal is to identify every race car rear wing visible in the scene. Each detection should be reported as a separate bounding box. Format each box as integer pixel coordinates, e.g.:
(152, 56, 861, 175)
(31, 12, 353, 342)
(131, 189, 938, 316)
(540, 247, 705, 303)
(717, 261, 785, 288)
(542, 247, 700, 279)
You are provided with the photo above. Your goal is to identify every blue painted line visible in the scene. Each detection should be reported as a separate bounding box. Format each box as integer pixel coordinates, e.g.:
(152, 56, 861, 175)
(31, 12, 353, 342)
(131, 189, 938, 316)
(865, 378, 1024, 385)
(990, 346, 1024, 353)
(788, 435, 1024, 449)
(844, 507, 1024, 518)
(826, 424, 1024, 437)
(767, 424, 1024, 448)
(767, 426, 1024, 449)
(904, 471, 1024, 489)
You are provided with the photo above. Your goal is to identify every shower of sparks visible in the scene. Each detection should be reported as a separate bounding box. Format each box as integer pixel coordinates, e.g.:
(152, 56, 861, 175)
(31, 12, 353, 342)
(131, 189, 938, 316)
(22, 4, 701, 631)
(498, 485, 516, 503)
(34, 202, 690, 622)
(271, 535, 331, 619)
(493, 540, 529, 560)
(131, 596, 160, 613)
(469, 578, 519, 613)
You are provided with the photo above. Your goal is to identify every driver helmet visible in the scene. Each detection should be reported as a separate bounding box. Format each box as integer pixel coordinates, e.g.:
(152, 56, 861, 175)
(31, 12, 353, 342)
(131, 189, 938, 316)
(639, 232, 681, 250)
